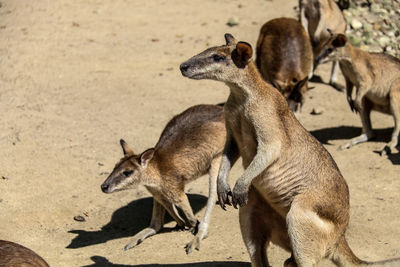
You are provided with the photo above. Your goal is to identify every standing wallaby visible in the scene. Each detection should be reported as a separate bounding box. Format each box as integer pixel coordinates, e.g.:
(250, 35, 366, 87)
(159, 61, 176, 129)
(256, 17, 313, 113)
(101, 104, 225, 254)
(300, 0, 347, 90)
(0, 240, 49, 267)
(316, 33, 400, 156)
(180, 33, 400, 267)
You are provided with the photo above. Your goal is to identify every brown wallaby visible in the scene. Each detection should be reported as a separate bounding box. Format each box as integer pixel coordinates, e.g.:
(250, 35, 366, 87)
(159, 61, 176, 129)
(256, 17, 312, 113)
(300, 0, 347, 90)
(180, 33, 400, 267)
(316, 33, 400, 156)
(0, 240, 49, 267)
(101, 104, 225, 254)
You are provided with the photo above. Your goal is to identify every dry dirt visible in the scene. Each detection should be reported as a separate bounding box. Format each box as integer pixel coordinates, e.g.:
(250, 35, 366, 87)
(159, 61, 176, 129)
(0, 0, 399, 266)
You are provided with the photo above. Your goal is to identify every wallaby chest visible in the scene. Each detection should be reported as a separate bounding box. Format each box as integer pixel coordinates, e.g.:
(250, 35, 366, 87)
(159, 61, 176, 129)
(225, 96, 257, 168)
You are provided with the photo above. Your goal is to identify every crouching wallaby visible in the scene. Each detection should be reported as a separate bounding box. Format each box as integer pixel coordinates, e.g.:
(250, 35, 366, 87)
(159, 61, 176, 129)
(0, 240, 49, 267)
(101, 104, 225, 254)
(316, 33, 400, 156)
(256, 17, 312, 113)
(180, 33, 400, 267)
(300, 0, 347, 90)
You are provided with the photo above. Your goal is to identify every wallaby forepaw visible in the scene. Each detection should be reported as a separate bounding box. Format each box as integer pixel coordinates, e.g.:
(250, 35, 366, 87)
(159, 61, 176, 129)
(173, 224, 186, 232)
(217, 183, 232, 210)
(185, 236, 201, 255)
(189, 220, 200, 235)
(232, 184, 248, 208)
(330, 81, 345, 92)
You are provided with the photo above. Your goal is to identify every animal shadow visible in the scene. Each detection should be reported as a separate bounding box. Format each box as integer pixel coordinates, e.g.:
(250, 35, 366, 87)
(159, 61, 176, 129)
(82, 256, 250, 267)
(310, 126, 392, 145)
(67, 194, 207, 249)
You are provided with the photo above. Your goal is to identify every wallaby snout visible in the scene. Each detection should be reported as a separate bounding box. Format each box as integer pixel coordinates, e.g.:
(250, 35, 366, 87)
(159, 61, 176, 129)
(101, 182, 113, 193)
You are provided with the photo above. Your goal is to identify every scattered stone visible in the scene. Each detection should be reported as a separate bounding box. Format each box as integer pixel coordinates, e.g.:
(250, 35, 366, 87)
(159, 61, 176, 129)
(377, 36, 391, 47)
(1, 176, 8, 180)
(74, 215, 86, 222)
(227, 17, 239, 27)
(350, 19, 363, 29)
(341, 0, 400, 58)
(98, 162, 104, 166)
(310, 107, 324, 115)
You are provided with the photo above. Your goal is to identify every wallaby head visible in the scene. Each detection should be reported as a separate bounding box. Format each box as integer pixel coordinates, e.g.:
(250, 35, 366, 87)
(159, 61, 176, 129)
(271, 76, 308, 112)
(315, 32, 348, 64)
(101, 139, 155, 193)
(180, 34, 253, 83)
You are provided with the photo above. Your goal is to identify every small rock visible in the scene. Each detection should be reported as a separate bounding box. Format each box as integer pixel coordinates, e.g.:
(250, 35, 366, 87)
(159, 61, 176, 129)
(98, 162, 104, 166)
(350, 19, 363, 30)
(227, 17, 239, 27)
(377, 36, 391, 47)
(348, 35, 363, 47)
(310, 107, 324, 115)
(1, 176, 8, 180)
(74, 215, 86, 222)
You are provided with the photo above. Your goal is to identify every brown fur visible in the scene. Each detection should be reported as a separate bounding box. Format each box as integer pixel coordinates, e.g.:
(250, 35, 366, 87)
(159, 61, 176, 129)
(0, 240, 49, 267)
(316, 33, 400, 156)
(256, 17, 313, 112)
(101, 104, 225, 253)
(299, 0, 347, 89)
(180, 33, 400, 267)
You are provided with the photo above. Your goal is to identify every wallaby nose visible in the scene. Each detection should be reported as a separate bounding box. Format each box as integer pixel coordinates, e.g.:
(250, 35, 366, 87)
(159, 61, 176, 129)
(101, 183, 109, 193)
(180, 62, 190, 74)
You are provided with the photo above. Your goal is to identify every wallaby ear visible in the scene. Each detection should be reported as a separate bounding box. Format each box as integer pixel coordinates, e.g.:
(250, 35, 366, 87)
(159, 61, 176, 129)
(120, 139, 134, 155)
(225, 33, 237, 46)
(293, 76, 308, 93)
(139, 148, 155, 168)
(332, 34, 347, 48)
(232, 42, 253, 68)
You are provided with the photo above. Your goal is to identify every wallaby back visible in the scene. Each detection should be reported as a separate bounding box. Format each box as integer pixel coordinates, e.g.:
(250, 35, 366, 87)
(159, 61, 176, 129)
(256, 17, 312, 112)
(0, 240, 49, 267)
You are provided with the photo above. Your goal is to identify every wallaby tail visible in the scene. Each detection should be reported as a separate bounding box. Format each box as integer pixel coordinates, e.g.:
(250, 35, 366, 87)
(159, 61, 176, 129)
(332, 236, 400, 267)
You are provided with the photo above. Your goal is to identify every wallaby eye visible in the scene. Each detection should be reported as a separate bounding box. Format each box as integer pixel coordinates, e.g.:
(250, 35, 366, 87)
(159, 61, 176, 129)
(212, 54, 225, 62)
(327, 48, 333, 53)
(123, 170, 134, 177)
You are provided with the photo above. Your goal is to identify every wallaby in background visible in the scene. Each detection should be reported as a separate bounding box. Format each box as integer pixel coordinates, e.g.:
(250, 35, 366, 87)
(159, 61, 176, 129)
(101, 104, 225, 254)
(256, 17, 313, 112)
(316, 33, 400, 156)
(180, 33, 400, 267)
(300, 0, 347, 90)
(0, 240, 50, 267)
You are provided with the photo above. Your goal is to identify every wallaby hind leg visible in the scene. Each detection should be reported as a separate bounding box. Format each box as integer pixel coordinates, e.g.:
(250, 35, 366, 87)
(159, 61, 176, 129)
(239, 187, 290, 267)
(124, 200, 165, 250)
(339, 98, 374, 150)
(287, 200, 335, 267)
(185, 155, 221, 254)
(329, 61, 345, 91)
(381, 88, 400, 156)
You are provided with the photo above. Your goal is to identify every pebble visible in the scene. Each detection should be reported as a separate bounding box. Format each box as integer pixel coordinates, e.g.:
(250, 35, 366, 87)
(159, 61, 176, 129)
(227, 17, 239, 27)
(350, 19, 363, 29)
(342, 1, 400, 58)
(310, 107, 324, 115)
(74, 215, 86, 222)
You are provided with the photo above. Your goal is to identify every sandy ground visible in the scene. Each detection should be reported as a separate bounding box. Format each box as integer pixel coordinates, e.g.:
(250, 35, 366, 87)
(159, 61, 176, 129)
(0, 0, 400, 266)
